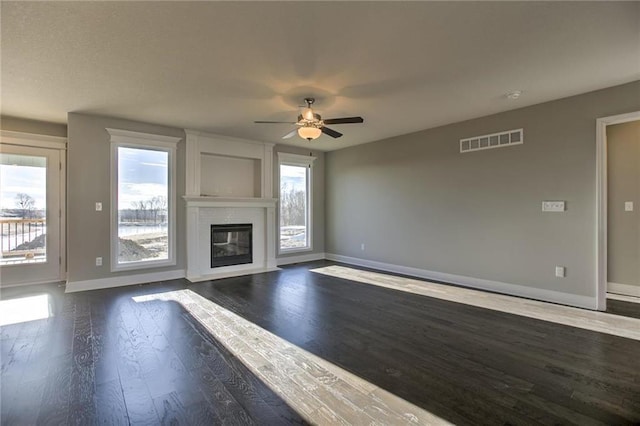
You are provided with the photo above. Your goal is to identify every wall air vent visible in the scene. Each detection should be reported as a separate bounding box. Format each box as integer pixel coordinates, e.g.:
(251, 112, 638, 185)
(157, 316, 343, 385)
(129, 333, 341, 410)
(460, 128, 523, 153)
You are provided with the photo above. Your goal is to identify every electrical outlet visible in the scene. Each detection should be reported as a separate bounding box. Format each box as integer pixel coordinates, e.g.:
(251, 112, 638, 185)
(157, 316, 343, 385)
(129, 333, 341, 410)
(95, 202, 102, 211)
(542, 201, 565, 212)
(96, 257, 102, 266)
(555, 266, 565, 278)
(361, 243, 365, 251)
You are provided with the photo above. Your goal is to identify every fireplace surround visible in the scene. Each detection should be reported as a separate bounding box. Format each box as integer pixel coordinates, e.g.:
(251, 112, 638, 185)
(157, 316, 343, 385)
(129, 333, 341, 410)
(184, 130, 278, 282)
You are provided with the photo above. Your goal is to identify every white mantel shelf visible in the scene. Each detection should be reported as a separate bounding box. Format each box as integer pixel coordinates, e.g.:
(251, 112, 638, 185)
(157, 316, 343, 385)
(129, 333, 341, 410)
(183, 196, 277, 208)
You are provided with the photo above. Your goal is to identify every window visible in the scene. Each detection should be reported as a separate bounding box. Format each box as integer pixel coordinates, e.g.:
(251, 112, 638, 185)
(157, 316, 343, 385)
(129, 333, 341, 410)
(278, 152, 316, 253)
(107, 129, 180, 271)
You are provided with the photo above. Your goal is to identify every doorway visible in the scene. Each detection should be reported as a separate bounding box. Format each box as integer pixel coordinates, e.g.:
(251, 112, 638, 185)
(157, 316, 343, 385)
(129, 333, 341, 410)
(596, 111, 640, 310)
(0, 131, 66, 287)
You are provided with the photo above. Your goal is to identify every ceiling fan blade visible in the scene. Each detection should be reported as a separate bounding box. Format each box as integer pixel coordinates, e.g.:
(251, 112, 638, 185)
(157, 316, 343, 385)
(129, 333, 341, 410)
(254, 120, 297, 124)
(321, 127, 343, 138)
(322, 116, 364, 125)
(282, 129, 298, 139)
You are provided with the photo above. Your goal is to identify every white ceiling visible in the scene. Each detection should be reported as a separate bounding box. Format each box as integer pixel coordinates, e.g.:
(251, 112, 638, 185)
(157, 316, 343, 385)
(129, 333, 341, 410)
(2, 1, 639, 151)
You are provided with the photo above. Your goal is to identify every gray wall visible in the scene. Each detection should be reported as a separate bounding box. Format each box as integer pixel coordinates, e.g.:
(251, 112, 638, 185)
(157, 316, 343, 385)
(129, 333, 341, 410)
(326, 81, 640, 299)
(607, 120, 639, 287)
(273, 144, 325, 260)
(1, 115, 67, 137)
(67, 113, 186, 283)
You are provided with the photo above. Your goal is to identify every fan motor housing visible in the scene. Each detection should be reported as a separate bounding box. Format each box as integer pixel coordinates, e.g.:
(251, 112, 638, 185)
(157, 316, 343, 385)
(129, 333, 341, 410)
(297, 113, 322, 125)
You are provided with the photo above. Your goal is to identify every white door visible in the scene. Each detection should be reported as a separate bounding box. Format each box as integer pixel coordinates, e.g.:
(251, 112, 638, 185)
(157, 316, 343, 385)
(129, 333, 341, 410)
(0, 143, 63, 286)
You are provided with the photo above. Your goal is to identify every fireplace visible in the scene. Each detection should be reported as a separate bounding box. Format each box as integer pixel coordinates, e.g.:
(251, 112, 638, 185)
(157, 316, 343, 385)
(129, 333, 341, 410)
(211, 224, 253, 268)
(184, 130, 278, 281)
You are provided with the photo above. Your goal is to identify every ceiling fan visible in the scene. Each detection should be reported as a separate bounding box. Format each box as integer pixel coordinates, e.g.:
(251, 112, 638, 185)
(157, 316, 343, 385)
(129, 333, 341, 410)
(254, 98, 364, 141)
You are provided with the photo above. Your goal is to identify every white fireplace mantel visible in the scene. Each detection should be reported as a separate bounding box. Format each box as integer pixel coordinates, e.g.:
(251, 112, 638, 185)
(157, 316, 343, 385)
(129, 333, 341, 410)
(183, 130, 279, 282)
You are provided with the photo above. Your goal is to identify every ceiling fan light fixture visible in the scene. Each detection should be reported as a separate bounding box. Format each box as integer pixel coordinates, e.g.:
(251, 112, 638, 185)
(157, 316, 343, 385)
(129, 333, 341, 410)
(298, 126, 321, 141)
(255, 97, 363, 141)
(302, 107, 315, 121)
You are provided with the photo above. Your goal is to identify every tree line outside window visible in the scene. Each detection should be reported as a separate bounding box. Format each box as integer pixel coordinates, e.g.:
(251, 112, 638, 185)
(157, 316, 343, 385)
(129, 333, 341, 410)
(279, 183, 306, 228)
(118, 195, 168, 224)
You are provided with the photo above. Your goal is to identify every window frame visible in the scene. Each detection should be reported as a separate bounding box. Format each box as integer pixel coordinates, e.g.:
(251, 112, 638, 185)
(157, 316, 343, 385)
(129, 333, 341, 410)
(107, 128, 180, 272)
(277, 152, 316, 255)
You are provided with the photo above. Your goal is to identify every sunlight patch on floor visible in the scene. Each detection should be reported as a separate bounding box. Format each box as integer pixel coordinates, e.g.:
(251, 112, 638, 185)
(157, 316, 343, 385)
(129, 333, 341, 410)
(608, 293, 640, 304)
(0, 294, 51, 326)
(133, 289, 451, 425)
(311, 265, 640, 341)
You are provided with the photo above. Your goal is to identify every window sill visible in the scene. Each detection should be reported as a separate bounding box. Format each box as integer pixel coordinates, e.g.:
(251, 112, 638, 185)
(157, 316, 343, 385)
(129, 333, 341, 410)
(278, 247, 314, 256)
(111, 258, 176, 273)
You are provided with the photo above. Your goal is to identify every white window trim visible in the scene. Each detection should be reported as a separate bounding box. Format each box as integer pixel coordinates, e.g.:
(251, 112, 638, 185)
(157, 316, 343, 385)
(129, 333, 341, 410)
(277, 152, 316, 255)
(107, 128, 181, 272)
(0, 131, 68, 282)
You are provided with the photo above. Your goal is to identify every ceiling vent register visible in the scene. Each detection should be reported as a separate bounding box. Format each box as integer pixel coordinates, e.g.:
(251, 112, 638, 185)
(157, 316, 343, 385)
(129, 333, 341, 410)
(460, 128, 523, 153)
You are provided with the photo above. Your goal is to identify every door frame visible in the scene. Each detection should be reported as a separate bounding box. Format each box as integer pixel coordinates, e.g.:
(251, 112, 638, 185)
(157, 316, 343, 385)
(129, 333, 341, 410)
(595, 111, 640, 310)
(0, 130, 67, 285)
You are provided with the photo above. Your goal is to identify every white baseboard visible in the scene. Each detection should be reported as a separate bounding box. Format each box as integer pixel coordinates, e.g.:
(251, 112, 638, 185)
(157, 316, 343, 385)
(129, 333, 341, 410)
(63, 252, 602, 310)
(0, 279, 65, 289)
(325, 253, 597, 310)
(277, 252, 326, 266)
(65, 269, 186, 293)
(608, 282, 640, 297)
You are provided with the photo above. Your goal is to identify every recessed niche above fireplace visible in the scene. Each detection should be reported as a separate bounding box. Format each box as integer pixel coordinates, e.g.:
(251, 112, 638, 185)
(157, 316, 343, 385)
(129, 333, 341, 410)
(184, 130, 274, 199)
(200, 154, 260, 198)
(211, 224, 253, 268)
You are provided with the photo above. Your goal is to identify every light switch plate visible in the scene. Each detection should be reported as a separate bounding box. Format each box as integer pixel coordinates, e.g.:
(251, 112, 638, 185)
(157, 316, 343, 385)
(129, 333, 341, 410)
(95, 202, 102, 211)
(555, 266, 565, 278)
(542, 201, 565, 212)
(625, 201, 634, 212)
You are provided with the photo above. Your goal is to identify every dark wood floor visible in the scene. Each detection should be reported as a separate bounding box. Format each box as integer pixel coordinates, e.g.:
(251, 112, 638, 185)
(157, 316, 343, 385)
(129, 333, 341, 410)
(607, 298, 640, 320)
(1, 260, 639, 425)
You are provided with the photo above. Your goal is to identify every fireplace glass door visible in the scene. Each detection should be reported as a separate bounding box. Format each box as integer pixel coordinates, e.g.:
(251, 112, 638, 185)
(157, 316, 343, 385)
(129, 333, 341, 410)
(211, 224, 252, 268)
